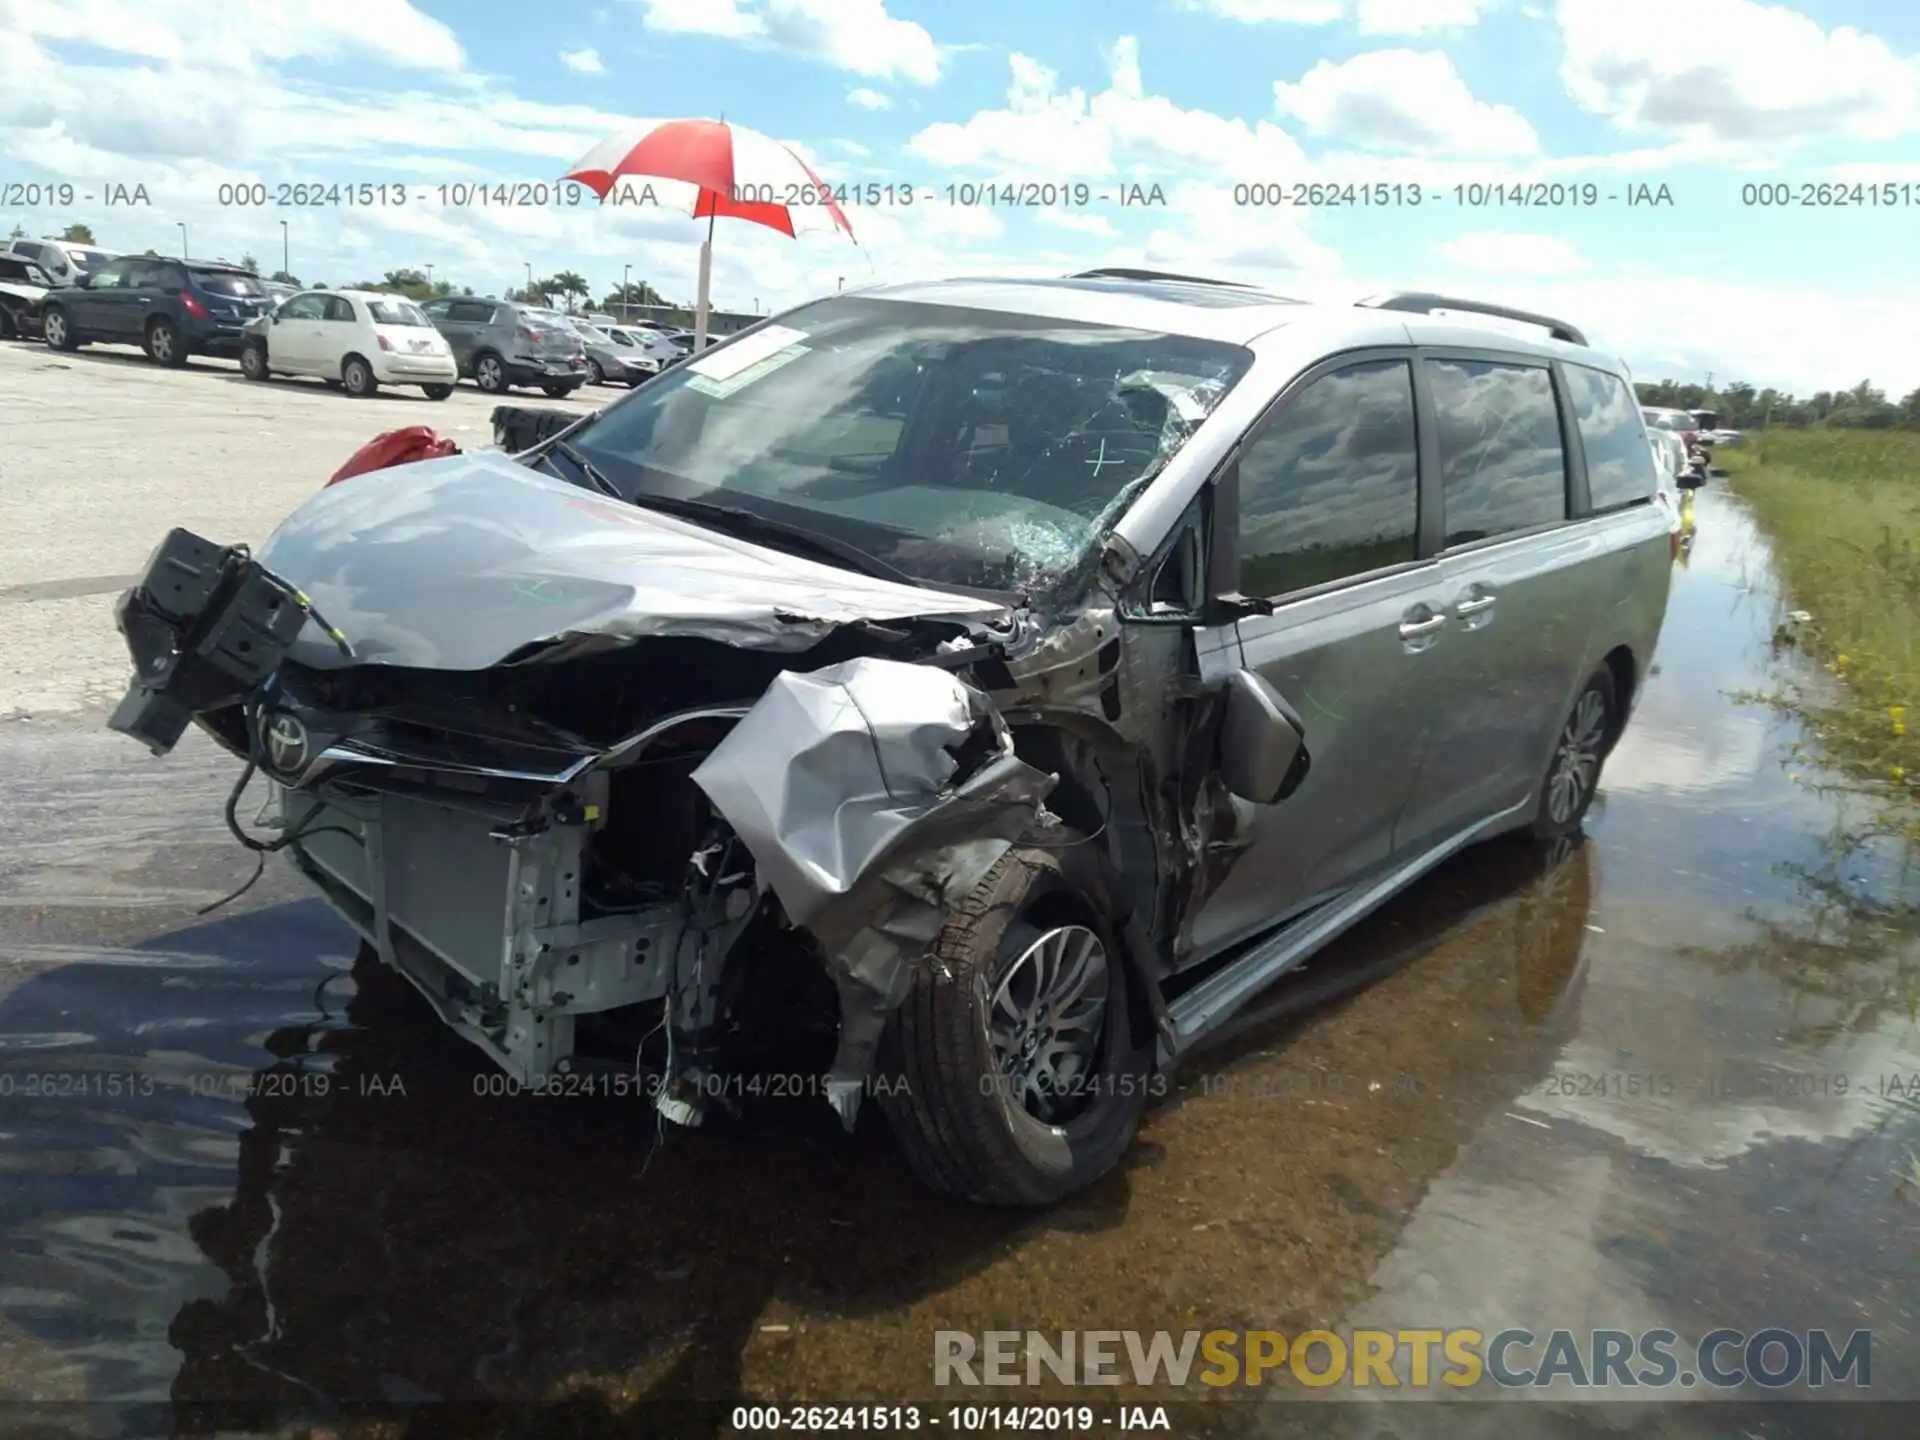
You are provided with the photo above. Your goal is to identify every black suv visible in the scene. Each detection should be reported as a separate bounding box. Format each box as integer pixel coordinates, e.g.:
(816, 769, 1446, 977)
(41, 257, 274, 365)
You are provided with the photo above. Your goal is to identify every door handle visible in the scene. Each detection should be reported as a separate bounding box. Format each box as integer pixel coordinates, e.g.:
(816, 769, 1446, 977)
(1398, 612, 1447, 639)
(1455, 594, 1496, 616)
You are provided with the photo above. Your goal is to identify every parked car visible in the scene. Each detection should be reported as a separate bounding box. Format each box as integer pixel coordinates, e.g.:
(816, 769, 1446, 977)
(4, 237, 119, 287)
(238, 289, 457, 399)
(417, 296, 587, 396)
(1641, 407, 1710, 483)
(1648, 425, 1689, 486)
(577, 320, 670, 385)
(0, 254, 53, 340)
(40, 256, 274, 364)
(262, 280, 300, 304)
(105, 272, 1673, 1206)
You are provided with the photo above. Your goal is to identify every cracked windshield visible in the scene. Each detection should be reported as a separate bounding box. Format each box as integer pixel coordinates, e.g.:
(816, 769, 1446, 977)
(1, 1, 1916, 1438)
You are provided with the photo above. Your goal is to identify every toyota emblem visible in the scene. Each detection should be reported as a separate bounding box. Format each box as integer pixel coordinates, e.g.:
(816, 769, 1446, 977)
(262, 712, 310, 777)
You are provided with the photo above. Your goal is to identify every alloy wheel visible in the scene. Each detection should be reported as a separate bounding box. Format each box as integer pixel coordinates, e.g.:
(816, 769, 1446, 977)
(987, 924, 1111, 1124)
(1545, 688, 1607, 825)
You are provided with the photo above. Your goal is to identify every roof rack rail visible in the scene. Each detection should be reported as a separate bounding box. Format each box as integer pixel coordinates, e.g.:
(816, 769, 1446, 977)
(1067, 267, 1261, 290)
(1355, 291, 1588, 347)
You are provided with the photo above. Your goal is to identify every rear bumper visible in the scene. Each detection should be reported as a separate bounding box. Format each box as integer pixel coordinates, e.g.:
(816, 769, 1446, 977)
(504, 356, 586, 385)
(372, 352, 458, 383)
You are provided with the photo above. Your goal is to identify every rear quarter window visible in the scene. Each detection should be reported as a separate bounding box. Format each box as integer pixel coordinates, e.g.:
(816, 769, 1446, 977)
(1567, 366, 1659, 512)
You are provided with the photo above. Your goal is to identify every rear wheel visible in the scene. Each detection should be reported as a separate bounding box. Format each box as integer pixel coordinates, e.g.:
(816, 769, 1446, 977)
(342, 355, 377, 398)
(541, 381, 577, 398)
(587, 359, 606, 385)
(878, 835, 1153, 1206)
(0, 309, 15, 341)
(1530, 667, 1616, 841)
(240, 340, 270, 381)
(422, 383, 453, 400)
(144, 317, 186, 366)
(474, 352, 507, 393)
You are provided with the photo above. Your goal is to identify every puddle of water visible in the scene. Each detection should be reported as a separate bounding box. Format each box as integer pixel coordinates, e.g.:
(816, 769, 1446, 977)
(0, 488, 1914, 1433)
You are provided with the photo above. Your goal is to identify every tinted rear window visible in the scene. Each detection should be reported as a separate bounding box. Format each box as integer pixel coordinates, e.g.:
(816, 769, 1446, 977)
(1566, 366, 1658, 512)
(1427, 357, 1568, 545)
(192, 270, 266, 297)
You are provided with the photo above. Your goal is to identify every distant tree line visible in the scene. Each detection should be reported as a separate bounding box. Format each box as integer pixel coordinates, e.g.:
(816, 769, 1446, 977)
(1637, 377, 1920, 430)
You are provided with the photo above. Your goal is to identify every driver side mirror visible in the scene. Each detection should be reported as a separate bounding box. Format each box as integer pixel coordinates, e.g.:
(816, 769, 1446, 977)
(1219, 668, 1310, 806)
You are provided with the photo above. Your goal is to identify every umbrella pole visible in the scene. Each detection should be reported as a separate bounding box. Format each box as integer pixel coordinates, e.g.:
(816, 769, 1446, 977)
(694, 207, 715, 352)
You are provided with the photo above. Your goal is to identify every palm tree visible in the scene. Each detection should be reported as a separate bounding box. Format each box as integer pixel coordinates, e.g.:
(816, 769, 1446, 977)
(548, 270, 590, 313)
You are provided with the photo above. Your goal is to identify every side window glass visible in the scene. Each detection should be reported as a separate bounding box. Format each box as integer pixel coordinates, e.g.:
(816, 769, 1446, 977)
(1427, 358, 1567, 545)
(89, 261, 129, 289)
(1565, 365, 1659, 512)
(323, 296, 355, 322)
(281, 295, 325, 320)
(1237, 358, 1419, 599)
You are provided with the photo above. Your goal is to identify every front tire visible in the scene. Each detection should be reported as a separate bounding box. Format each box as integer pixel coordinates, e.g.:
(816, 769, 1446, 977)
(43, 307, 77, 351)
(878, 836, 1153, 1206)
(473, 352, 507, 393)
(144, 317, 186, 367)
(1530, 667, 1616, 841)
(240, 340, 271, 381)
(422, 383, 453, 400)
(341, 355, 377, 398)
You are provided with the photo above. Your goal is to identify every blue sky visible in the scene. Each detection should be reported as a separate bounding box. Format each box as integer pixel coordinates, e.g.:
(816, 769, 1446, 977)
(4, 0, 1920, 393)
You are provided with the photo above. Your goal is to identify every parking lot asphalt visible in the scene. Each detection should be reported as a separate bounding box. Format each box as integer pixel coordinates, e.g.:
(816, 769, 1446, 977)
(1, 341, 1917, 1434)
(0, 338, 596, 719)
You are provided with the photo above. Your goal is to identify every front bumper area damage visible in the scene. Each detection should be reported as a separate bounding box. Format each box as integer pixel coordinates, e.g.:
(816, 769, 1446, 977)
(107, 519, 1056, 1133)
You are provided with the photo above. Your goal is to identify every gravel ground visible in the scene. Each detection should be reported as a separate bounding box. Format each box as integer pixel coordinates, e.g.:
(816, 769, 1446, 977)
(0, 337, 597, 718)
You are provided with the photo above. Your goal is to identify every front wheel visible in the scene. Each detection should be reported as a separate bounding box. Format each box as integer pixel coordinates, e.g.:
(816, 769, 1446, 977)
(877, 836, 1153, 1206)
(239, 340, 271, 381)
(421, 383, 453, 401)
(43, 307, 77, 351)
(1530, 667, 1617, 841)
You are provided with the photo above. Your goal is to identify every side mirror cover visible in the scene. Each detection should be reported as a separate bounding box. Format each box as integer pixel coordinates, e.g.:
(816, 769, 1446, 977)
(1219, 668, 1311, 806)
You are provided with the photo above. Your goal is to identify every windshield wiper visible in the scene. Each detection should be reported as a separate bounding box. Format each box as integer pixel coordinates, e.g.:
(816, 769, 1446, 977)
(631, 492, 922, 588)
(541, 438, 622, 499)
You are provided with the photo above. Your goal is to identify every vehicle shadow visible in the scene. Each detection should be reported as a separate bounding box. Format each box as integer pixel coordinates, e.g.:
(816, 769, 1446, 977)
(149, 836, 1593, 1436)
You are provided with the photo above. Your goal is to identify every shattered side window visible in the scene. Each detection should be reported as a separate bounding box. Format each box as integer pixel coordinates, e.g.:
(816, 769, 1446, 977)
(573, 297, 1252, 593)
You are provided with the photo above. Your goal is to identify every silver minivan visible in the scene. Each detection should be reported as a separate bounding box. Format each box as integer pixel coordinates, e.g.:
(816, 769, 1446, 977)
(106, 270, 1676, 1207)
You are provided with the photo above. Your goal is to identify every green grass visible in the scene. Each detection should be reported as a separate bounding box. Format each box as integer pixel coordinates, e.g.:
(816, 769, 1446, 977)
(1718, 429, 1920, 833)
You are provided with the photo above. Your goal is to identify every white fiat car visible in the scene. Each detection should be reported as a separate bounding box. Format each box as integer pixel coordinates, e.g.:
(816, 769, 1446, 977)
(240, 289, 458, 399)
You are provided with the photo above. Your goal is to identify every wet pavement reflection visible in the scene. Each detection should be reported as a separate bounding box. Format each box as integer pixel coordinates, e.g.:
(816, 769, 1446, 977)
(1, 487, 1915, 1436)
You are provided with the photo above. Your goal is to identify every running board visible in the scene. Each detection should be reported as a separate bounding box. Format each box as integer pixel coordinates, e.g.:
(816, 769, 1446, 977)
(1159, 798, 1532, 1066)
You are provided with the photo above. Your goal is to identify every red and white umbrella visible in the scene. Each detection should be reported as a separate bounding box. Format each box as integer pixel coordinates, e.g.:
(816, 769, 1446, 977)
(564, 118, 856, 348)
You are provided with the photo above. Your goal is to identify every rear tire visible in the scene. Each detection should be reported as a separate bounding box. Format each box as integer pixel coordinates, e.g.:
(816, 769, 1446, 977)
(144, 317, 187, 366)
(1530, 667, 1616, 841)
(422, 383, 453, 400)
(877, 834, 1153, 1206)
(240, 340, 270, 381)
(473, 352, 507, 393)
(587, 359, 606, 385)
(541, 381, 576, 398)
(342, 355, 377, 398)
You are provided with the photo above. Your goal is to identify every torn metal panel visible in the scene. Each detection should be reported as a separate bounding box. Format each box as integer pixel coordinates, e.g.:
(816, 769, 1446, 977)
(253, 450, 1010, 672)
(690, 656, 1057, 1127)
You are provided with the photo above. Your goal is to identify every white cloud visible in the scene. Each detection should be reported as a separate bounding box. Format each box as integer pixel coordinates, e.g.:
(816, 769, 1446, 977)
(1273, 50, 1539, 153)
(847, 87, 891, 110)
(1357, 0, 1497, 33)
(559, 46, 605, 74)
(635, 0, 941, 83)
(0, 0, 465, 70)
(1175, 0, 1497, 28)
(1434, 230, 1590, 276)
(1557, 0, 1920, 142)
(909, 37, 1313, 185)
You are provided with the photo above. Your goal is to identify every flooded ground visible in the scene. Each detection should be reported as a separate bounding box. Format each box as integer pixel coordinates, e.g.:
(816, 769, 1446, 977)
(1, 486, 1915, 1438)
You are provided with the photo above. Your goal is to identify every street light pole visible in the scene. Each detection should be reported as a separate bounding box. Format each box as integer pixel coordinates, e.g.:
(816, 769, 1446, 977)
(836, 276, 843, 291)
(622, 263, 631, 321)
(177, 222, 188, 259)
(523, 261, 532, 299)
(425, 263, 434, 290)
(279, 219, 288, 278)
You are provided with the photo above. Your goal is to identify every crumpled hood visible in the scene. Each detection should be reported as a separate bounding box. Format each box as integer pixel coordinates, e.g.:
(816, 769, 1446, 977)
(257, 448, 1010, 670)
